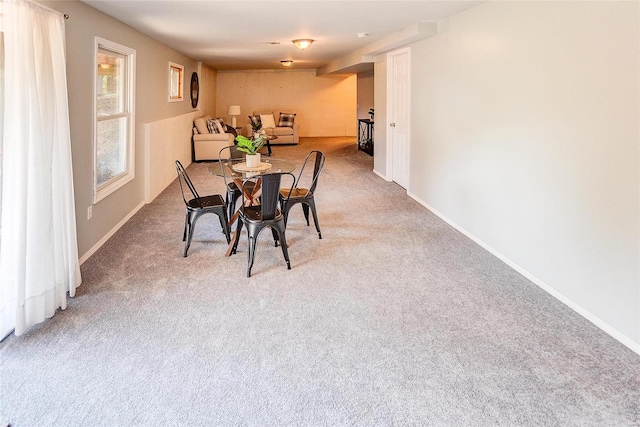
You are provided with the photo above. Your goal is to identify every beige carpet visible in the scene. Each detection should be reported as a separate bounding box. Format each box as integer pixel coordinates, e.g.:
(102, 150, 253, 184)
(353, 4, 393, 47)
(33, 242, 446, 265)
(1, 137, 639, 426)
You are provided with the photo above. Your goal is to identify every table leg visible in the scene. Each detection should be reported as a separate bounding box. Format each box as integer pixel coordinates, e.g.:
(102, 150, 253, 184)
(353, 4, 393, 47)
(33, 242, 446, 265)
(225, 177, 262, 257)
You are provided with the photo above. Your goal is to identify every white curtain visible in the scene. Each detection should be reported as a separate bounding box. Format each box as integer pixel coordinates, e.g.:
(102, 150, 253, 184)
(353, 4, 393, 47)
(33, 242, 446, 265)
(0, 0, 81, 338)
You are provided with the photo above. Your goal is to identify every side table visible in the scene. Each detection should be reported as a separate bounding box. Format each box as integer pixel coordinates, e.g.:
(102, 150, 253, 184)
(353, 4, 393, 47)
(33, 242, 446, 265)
(358, 119, 374, 156)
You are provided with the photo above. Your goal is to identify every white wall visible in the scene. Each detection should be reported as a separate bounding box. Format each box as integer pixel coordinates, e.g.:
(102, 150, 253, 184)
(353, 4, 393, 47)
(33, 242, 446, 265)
(402, 1, 639, 350)
(357, 70, 374, 120)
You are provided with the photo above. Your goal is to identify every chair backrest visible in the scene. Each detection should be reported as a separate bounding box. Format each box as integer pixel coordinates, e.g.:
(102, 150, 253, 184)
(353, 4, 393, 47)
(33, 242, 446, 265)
(295, 150, 325, 195)
(175, 160, 201, 207)
(218, 145, 244, 161)
(242, 172, 295, 221)
(217, 146, 245, 189)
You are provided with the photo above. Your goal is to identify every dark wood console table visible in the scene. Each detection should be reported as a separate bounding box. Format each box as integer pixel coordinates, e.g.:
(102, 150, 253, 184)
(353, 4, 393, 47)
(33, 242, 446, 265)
(358, 119, 374, 156)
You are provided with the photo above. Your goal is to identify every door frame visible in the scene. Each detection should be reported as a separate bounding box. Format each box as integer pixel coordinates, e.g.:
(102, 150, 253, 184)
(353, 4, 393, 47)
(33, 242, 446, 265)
(385, 47, 411, 188)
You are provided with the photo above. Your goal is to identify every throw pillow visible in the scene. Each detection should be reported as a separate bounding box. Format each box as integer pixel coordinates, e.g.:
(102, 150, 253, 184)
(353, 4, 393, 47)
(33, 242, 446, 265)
(206, 118, 225, 134)
(215, 117, 226, 129)
(278, 112, 296, 128)
(248, 115, 262, 129)
(194, 117, 208, 134)
(260, 113, 276, 129)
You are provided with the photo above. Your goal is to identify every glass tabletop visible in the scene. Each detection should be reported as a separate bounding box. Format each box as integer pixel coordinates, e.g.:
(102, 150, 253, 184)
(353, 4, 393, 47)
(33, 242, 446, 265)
(209, 157, 296, 178)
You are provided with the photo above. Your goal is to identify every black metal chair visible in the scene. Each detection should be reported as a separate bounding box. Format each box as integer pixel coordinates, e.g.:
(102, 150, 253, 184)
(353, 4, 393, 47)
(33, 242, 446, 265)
(175, 160, 230, 257)
(231, 172, 295, 277)
(279, 150, 325, 239)
(218, 145, 256, 221)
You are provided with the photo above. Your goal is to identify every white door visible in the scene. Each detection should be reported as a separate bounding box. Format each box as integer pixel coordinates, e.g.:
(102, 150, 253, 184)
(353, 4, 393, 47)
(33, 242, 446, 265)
(388, 48, 410, 189)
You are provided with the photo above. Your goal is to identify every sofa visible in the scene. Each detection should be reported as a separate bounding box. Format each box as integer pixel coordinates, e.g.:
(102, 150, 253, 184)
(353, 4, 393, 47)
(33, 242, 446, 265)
(192, 116, 235, 162)
(243, 111, 300, 145)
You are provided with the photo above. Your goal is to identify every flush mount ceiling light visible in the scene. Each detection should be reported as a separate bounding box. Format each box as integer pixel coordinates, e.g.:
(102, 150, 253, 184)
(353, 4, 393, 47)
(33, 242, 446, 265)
(292, 39, 314, 50)
(357, 33, 369, 39)
(280, 60, 293, 67)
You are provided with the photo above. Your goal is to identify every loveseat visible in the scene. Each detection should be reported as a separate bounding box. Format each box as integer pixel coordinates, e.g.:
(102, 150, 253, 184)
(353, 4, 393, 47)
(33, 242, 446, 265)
(243, 111, 300, 145)
(192, 116, 235, 162)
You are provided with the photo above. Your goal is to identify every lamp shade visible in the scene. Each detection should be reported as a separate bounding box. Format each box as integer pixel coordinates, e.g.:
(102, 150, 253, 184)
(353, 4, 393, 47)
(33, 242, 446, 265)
(227, 105, 241, 116)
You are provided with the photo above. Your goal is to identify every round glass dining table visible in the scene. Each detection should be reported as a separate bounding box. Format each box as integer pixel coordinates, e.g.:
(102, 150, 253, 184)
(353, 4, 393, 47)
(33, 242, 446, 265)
(209, 157, 297, 256)
(208, 157, 296, 179)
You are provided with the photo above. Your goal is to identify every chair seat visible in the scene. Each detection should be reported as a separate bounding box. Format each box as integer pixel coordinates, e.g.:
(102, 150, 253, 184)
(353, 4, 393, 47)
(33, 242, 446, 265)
(279, 188, 310, 199)
(187, 194, 225, 209)
(241, 205, 283, 223)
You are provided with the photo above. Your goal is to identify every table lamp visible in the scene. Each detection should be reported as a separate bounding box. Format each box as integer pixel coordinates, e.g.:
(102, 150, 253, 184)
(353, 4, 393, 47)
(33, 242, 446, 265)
(227, 105, 241, 129)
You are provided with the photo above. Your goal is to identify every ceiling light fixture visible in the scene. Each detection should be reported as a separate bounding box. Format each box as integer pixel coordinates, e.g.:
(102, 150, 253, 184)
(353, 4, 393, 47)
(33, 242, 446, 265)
(292, 39, 314, 50)
(357, 33, 369, 39)
(280, 60, 293, 67)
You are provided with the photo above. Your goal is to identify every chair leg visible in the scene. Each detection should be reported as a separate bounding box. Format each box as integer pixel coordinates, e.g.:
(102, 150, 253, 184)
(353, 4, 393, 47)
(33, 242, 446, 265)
(247, 231, 257, 278)
(182, 211, 189, 242)
(184, 212, 196, 257)
(307, 199, 322, 239)
(232, 218, 243, 255)
(225, 190, 232, 221)
(271, 227, 279, 247)
(218, 211, 231, 244)
(228, 190, 239, 222)
(275, 224, 291, 270)
(281, 200, 294, 227)
(302, 204, 310, 226)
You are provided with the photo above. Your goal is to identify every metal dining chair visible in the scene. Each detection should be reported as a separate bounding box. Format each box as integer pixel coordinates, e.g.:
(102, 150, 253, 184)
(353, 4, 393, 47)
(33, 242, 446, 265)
(279, 150, 325, 239)
(175, 160, 230, 257)
(231, 171, 296, 277)
(218, 145, 255, 221)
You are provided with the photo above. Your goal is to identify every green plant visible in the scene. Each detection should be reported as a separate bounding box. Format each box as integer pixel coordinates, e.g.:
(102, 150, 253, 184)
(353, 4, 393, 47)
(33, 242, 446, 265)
(235, 135, 265, 155)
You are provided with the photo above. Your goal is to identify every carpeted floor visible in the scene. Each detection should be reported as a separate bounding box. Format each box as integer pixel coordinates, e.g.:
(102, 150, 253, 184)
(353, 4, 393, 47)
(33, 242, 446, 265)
(1, 137, 639, 426)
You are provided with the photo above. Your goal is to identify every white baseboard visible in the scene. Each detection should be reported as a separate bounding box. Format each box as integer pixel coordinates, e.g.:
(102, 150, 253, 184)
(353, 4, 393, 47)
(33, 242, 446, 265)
(373, 168, 389, 181)
(407, 191, 640, 356)
(78, 201, 146, 265)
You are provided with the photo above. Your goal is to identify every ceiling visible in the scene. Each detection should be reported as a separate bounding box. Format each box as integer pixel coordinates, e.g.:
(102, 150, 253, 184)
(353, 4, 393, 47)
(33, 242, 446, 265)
(81, 1, 483, 72)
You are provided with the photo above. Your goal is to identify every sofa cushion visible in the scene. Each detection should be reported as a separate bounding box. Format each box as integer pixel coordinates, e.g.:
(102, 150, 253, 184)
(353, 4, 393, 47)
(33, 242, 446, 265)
(260, 114, 276, 129)
(278, 112, 296, 127)
(272, 127, 294, 136)
(194, 117, 208, 134)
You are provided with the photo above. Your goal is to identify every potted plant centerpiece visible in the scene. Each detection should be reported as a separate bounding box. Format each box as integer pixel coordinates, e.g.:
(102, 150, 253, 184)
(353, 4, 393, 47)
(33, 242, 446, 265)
(235, 134, 265, 167)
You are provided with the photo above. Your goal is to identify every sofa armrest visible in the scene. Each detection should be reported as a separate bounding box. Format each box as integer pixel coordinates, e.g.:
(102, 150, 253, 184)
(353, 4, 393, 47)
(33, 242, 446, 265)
(192, 132, 234, 162)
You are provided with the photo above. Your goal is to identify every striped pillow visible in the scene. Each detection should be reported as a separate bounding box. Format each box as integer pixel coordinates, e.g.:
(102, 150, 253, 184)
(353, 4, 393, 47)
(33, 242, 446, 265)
(206, 118, 225, 134)
(278, 112, 296, 128)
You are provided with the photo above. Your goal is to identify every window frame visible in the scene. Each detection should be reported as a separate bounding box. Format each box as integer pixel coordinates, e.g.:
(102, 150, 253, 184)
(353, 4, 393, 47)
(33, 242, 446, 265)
(93, 37, 136, 203)
(168, 61, 184, 102)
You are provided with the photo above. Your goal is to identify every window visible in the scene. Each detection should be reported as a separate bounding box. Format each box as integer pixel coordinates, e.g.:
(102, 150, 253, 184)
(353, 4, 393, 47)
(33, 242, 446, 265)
(168, 62, 184, 102)
(94, 38, 135, 202)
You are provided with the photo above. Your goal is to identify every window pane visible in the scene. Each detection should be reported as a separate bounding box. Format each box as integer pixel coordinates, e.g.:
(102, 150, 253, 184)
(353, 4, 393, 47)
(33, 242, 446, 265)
(96, 117, 127, 186)
(97, 50, 125, 115)
(169, 64, 183, 100)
